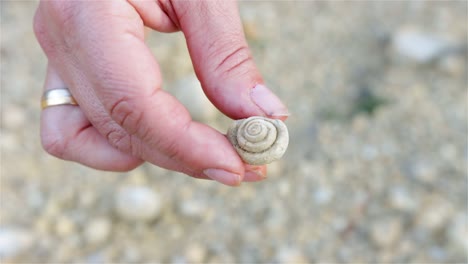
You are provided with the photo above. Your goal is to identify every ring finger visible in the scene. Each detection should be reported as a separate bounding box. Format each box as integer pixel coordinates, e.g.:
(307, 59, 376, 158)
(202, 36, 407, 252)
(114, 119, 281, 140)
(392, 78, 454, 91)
(40, 63, 144, 171)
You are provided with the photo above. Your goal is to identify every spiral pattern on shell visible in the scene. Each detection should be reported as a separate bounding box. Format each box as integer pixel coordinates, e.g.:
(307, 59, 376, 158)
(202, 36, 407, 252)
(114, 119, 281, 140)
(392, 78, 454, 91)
(227, 116, 289, 165)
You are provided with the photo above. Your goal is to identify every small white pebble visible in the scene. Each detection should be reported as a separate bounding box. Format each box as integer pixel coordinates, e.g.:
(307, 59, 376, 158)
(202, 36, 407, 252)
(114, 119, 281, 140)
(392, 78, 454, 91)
(84, 218, 112, 245)
(115, 186, 162, 222)
(0, 227, 34, 259)
(393, 28, 452, 63)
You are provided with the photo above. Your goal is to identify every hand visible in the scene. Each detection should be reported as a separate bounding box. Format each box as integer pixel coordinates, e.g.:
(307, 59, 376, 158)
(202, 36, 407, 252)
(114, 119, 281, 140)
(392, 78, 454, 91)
(33, 0, 289, 186)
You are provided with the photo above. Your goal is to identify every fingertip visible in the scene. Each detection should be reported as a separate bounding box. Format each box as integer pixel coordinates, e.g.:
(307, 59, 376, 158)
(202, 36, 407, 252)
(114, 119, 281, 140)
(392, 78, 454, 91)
(174, 121, 246, 176)
(250, 84, 289, 119)
(103, 158, 143, 172)
(243, 164, 267, 182)
(203, 168, 242, 187)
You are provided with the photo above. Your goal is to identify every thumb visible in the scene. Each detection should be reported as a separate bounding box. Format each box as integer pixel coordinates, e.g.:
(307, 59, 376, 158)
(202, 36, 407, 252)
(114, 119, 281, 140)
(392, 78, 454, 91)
(173, 0, 289, 120)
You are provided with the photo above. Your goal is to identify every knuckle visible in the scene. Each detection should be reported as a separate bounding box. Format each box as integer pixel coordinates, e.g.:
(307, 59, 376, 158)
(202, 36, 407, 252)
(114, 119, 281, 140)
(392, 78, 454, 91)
(160, 134, 184, 162)
(157, 121, 190, 162)
(100, 113, 145, 158)
(105, 128, 131, 153)
(109, 97, 145, 133)
(33, 1, 81, 56)
(33, 9, 54, 56)
(45, 0, 79, 28)
(106, 96, 149, 157)
(162, 140, 180, 161)
(158, 0, 183, 25)
(212, 43, 253, 78)
(107, 91, 192, 162)
(104, 126, 144, 159)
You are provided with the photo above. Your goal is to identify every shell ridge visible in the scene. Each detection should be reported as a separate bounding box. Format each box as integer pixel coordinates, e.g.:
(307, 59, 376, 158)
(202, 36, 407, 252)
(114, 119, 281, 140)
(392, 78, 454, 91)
(226, 116, 289, 165)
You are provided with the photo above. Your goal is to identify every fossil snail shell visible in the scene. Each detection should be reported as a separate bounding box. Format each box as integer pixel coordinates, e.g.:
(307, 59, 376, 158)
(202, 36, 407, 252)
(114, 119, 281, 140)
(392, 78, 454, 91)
(227, 116, 289, 165)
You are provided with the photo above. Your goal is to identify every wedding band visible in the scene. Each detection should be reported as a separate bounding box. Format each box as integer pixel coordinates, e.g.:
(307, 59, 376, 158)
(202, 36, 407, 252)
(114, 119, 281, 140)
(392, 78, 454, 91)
(41, 88, 78, 109)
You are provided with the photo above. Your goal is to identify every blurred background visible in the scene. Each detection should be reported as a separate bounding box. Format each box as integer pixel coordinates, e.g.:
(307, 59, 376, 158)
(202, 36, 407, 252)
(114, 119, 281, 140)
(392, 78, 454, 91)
(1, 1, 467, 263)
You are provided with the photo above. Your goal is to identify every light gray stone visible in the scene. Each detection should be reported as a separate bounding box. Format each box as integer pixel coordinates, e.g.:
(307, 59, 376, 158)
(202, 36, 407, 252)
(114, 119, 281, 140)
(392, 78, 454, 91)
(0, 227, 34, 259)
(84, 218, 112, 245)
(274, 247, 308, 263)
(388, 186, 417, 211)
(448, 213, 468, 253)
(370, 217, 403, 248)
(178, 200, 207, 218)
(54, 216, 76, 237)
(115, 186, 162, 222)
(184, 243, 207, 263)
(438, 55, 466, 76)
(418, 196, 454, 231)
(393, 28, 453, 63)
(314, 187, 334, 205)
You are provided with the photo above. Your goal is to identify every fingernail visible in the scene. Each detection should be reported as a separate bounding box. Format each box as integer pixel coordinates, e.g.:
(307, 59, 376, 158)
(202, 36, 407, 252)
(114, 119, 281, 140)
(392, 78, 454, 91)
(250, 84, 290, 118)
(203, 169, 241, 186)
(243, 164, 267, 182)
(244, 170, 266, 182)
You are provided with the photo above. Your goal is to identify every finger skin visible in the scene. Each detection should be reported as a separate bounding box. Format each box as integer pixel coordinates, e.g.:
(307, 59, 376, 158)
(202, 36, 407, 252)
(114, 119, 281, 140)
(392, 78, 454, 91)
(34, 0, 281, 185)
(41, 63, 265, 182)
(41, 65, 143, 171)
(128, 0, 179, 33)
(34, 0, 246, 184)
(169, 0, 289, 120)
(41, 65, 217, 178)
(243, 165, 267, 182)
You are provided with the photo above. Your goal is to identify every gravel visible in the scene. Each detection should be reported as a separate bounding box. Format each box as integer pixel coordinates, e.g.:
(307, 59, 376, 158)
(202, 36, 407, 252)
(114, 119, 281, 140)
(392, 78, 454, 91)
(0, 227, 34, 260)
(1, 1, 467, 263)
(392, 28, 455, 63)
(114, 186, 162, 222)
(84, 217, 112, 245)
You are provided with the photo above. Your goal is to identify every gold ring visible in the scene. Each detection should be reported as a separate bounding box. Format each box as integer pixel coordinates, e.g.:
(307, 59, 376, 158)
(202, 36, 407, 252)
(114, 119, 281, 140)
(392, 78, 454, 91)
(41, 88, 78, 109)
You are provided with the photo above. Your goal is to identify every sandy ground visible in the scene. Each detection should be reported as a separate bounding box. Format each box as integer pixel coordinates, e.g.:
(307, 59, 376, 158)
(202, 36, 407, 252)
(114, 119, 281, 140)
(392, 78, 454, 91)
(1, 1, 467, 263)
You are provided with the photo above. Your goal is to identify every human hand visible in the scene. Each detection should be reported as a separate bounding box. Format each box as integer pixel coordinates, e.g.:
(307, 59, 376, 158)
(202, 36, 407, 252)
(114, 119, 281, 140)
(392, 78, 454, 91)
(33, 0, 289, 186)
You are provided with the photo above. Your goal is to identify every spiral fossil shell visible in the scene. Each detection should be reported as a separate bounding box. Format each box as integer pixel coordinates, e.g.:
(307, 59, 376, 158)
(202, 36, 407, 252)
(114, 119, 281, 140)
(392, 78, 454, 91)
(227, 116, 289, 165)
